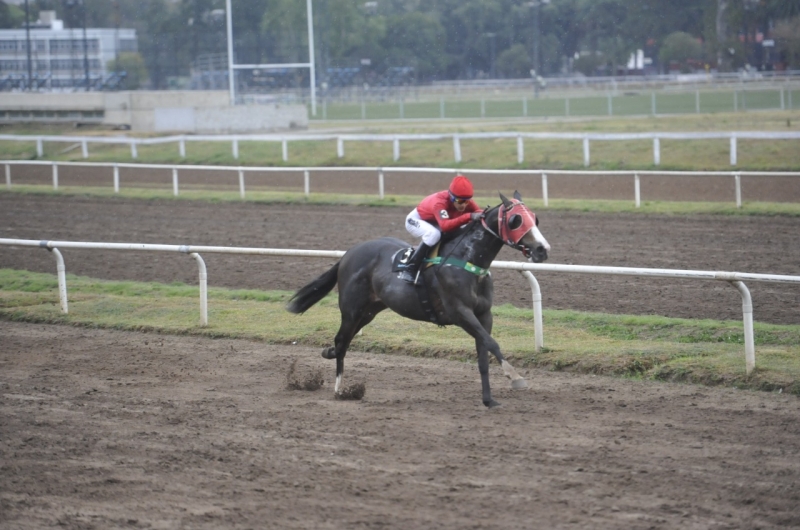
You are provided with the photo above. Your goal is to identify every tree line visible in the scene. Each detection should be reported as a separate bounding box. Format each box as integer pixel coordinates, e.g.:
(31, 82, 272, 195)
(2, 0, 800, 90)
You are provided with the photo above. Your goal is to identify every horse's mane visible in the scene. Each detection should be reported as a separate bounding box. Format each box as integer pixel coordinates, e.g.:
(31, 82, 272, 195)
(439, 203, 501, 245)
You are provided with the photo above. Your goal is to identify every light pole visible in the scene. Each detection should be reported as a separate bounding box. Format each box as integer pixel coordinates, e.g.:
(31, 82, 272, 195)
(527, 0, 550, 97)
(23, 0, 32, 90)
(485, 32, 496, 78)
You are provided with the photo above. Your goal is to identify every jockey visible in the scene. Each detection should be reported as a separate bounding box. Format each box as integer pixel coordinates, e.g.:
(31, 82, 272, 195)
(400, 174, 482, 283)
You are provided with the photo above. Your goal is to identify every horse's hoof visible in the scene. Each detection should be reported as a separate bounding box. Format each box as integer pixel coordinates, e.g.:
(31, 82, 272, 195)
(484, 399, 502, 409)
(321, 347, 336, 360)
(512, 379, 529, 390)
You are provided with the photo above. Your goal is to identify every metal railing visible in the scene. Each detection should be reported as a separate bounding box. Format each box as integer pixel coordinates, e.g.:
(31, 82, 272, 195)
(3, 129, 800, 167)
(2, 237, 799, 375)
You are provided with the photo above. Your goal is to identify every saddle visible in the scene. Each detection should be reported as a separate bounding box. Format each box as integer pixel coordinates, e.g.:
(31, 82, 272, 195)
(391, 244, 443, 326)
(391, 243, 440, 273)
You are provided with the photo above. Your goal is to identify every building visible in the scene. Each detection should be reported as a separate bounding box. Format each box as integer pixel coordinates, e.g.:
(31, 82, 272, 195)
(0, 11, 137, 90)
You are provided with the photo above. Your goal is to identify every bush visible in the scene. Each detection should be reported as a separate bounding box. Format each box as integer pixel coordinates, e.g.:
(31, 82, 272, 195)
(659, 31, 703, 73)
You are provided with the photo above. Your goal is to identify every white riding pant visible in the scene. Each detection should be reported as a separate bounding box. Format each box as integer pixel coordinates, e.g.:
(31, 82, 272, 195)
(405, 209, 441, 247)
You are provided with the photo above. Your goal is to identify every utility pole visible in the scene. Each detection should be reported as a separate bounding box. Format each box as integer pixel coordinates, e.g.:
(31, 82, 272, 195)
(81, 0, 90, 90)
(24, 0, 33, 90)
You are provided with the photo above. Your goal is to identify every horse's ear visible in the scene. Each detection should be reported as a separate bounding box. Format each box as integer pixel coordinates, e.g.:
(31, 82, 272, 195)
(513, 190, 523, 202)
(498, 192, 512, 208)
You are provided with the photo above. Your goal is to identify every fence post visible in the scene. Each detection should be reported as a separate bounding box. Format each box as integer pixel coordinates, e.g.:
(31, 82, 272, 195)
(735, 172, 742, 208)
(5, 163, 9, 189)
(189, 252, 208, 326)
(304, 169, 310, 198)
(517, 136, 524, 164)
(232, 138, 239, 159)
(780, 88, 785, 110)
(81, 139, 89, 158)
(453, 135, 462, 163)
(172, 168, 179, 196)
(131, 140, 138, 159)
(179, 137, 186, 158)
(583, 136, 590, 167)
(730, 136, 737, 166)
(378, 168, 384, 200)
(238, 168, 245, 200)
(541, 172, 549, 207)
(653, 137, 661, 166)
(113, 164, 119, 193)
(634, 173, 641, 208)
(37, 137, 43, 157)
(519, 270, 544, 353)
(393, 138, 400, 161)
(337, 137, 344, 158)
(52, 162, 58, 190)
(282, 139, 288, 162)
(729, 280, 755, 374)
(50, 247, 68, 314)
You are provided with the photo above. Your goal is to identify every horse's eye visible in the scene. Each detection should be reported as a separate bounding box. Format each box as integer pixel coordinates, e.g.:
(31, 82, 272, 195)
(535, 216, 539, 227)
(508, 214, 522, 230)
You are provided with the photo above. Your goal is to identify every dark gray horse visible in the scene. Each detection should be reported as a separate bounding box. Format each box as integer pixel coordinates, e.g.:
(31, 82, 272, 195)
(287, 192, 550, 407)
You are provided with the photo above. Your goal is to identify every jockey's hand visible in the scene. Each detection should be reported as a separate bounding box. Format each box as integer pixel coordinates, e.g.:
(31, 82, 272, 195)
(470, 211, 483, 221)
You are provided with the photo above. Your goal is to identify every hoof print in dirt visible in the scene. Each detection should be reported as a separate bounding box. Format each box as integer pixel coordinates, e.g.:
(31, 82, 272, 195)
(285, 359, 325, 391)
(335, 382, 366, 401)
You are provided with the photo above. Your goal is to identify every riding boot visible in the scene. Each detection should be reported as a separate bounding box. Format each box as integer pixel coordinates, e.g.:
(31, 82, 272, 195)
(399, 243, 431, 284)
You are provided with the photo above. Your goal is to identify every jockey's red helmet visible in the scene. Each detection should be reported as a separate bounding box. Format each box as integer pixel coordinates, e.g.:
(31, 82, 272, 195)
(449, 175, 474, 199)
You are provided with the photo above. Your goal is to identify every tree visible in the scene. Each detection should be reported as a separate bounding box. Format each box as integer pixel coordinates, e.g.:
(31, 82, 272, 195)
(0, 2, 25, 29)
(659, 31, 703, 72)
(773, 16, 800, 69)
(107, 52, 148, 89)
(496, 44, 530, 78)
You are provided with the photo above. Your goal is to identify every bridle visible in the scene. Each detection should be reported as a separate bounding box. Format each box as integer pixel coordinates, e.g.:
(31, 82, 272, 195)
(480, 199, 538, 258)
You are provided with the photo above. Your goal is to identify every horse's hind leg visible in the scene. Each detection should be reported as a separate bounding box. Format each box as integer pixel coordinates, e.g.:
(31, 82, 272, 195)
(477, 311, 528, 391)
(324, 301, 385, 394)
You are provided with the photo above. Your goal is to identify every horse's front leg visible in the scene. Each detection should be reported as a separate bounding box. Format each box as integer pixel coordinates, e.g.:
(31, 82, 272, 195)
(476, 311, 528, 391)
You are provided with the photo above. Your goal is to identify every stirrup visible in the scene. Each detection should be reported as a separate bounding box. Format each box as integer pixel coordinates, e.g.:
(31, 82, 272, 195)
(399, 269, 419, 284)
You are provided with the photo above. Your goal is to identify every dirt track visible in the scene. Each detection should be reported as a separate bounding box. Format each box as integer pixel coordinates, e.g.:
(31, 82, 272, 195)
(2, 321, 800, 529)
(1, 188, 800, 528)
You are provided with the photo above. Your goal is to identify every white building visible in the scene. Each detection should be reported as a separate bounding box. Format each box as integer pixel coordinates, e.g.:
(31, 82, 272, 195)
(0, 11, 137, 90)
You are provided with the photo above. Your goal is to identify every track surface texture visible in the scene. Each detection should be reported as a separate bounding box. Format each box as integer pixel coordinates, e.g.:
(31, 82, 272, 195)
(2, 320, 800, 529)
(0, 193, 798, 324)
(1, 189, 800, 528)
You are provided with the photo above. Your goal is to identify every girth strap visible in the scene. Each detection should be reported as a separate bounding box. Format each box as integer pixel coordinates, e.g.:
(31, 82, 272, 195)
(425, 256, 489, 276)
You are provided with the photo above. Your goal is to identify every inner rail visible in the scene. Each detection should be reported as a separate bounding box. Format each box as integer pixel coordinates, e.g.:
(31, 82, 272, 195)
(2, 238, 799, 375)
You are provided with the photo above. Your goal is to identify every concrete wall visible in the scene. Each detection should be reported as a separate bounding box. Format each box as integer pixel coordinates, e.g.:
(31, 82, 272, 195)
(0, 90, 308, 132)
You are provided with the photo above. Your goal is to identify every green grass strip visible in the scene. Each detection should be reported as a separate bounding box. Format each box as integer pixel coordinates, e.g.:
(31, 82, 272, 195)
(1, 268, 798, 395)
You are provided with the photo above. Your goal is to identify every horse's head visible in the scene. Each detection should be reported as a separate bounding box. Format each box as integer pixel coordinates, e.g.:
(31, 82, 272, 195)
(488, 191, 550, 263)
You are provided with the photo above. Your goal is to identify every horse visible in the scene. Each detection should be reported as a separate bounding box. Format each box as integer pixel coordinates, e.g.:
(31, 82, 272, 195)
(286, 191, 550, 408)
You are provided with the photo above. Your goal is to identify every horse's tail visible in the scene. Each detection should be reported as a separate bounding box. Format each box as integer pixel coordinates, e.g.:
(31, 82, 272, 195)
(286, 261, 340, 314)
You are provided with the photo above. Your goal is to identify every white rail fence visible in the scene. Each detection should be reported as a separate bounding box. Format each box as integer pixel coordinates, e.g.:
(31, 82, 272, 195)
(3, 130, 800, 167)
(2, 238, 799, 375)
(4, 160, 798, 209)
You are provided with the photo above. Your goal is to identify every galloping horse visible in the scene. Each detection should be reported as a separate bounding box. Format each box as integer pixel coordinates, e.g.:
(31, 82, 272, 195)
(287, 191, 550, 408)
